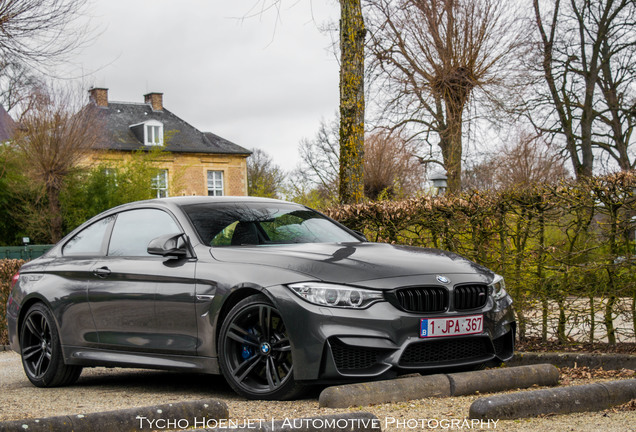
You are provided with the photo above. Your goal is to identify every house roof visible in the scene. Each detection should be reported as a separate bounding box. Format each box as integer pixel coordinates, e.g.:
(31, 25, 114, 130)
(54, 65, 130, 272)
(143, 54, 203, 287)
(94, 101, 251, 156)
(0, 105, 16, 142)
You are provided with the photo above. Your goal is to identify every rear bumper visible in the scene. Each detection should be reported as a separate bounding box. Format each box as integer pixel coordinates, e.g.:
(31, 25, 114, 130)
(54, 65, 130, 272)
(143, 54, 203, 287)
(265, 284, 516, 382)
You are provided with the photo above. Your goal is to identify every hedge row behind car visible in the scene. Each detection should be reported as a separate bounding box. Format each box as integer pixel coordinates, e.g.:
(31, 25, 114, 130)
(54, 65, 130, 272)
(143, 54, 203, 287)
(0, 259, 24, 345)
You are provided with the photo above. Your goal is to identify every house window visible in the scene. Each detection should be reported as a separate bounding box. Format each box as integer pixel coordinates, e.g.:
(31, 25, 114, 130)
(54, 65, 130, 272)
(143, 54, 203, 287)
(145, 122, 163, 146)
(151, 169, 168, 198)
(207, 170, 224, 196)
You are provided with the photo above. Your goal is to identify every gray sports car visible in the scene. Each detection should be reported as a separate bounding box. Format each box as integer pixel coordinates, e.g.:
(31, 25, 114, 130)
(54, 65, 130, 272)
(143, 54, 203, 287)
(6, 197, 515, 400)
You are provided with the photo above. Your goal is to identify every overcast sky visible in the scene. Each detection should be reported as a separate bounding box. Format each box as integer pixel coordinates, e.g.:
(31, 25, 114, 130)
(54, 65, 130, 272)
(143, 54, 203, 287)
(65, 1, 340, 170)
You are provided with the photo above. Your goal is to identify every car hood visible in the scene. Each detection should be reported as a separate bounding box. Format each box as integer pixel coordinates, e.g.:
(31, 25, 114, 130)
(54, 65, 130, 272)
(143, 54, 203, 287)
(209, 242, 492, 285)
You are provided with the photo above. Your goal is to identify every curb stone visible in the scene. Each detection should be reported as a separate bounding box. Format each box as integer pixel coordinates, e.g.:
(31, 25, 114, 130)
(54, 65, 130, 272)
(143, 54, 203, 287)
(447, 364, 560, 396)
(191, 412, 382, 432)
(469, 378, 636, 419)
(509, 352, 636, 370)
(319, 364, 558, 408)
(319, 374, 451, 408)
(0, 399, 228, 432)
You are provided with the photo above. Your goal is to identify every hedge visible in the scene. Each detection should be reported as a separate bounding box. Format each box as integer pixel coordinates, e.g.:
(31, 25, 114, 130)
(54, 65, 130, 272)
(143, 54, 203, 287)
(325, 171, 636, 344)
(0, 259, 24, 346)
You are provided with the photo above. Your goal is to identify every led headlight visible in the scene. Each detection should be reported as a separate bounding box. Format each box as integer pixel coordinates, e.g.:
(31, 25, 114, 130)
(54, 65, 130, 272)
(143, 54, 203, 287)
(489, 274, 507, 300)
(288, 282, 384, 309)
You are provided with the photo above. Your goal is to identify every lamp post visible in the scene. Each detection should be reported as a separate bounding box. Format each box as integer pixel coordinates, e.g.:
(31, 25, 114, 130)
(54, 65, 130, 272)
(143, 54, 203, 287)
(429, 172, 448, 196)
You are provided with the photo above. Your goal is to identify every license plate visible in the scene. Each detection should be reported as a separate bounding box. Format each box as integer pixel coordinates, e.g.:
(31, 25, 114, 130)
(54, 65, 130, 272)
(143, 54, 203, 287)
(420, 315, 483, 338)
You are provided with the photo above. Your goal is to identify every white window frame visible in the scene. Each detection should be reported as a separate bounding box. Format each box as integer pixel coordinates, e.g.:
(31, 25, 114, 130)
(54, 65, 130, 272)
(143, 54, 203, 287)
(151, 169, 169, 198)
(207, 170, 224, 196)
(143, 120, 163, 146)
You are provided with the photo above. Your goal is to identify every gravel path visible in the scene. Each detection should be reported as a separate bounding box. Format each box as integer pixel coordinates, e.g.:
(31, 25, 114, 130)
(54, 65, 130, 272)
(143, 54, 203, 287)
(1, 351, 634, 431)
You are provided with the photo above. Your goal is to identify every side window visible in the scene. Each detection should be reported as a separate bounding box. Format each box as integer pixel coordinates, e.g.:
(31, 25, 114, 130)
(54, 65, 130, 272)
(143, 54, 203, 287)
(63, 217, 113, 256)
(108, 209, 181, 257)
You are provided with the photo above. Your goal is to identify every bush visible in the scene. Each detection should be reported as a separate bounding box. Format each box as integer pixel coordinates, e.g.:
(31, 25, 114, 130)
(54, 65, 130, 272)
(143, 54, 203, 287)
(0, 259, 25, 345)
(324, 172, 636, 344)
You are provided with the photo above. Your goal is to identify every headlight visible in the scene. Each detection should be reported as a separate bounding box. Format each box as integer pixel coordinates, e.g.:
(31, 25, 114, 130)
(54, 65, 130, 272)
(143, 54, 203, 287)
(489, 274, 507, 300)
(287, 282, 384, 309)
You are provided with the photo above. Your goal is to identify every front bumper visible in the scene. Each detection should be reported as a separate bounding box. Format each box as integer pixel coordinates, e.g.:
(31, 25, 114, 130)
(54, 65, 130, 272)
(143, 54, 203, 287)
(265, 283, 516, 382)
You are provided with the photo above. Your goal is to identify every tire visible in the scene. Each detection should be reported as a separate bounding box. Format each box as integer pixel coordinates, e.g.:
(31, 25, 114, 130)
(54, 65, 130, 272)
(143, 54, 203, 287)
(19, 303, 82, 387)
(218, 294, 304, 400)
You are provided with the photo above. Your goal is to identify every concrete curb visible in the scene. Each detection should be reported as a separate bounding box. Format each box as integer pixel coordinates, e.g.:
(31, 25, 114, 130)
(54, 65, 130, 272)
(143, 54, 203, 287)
(447, 364, 560, 396)
(469, 378, 636, 419)
(319, 374, 451, 408)
(319, 364, 558, 408)
(509, 352, 636, 370)
(191, 412, 382, 432)
(0, 399, 228, 432)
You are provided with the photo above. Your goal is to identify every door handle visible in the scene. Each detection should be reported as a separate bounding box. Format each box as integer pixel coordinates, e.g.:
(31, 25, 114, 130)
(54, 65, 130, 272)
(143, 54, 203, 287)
(92, 266, 111, 278)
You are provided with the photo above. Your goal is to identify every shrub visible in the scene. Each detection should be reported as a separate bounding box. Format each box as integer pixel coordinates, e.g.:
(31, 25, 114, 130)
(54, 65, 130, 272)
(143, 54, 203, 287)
(0, 259, 25, 346)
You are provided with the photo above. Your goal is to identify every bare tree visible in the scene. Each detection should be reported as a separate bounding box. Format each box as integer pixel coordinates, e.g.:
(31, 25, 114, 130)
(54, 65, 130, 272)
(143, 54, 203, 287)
(366, 0, 526, 193)
(530, 0, 636, 177)
(297, 116, 424, 200)
(364, 131, 425, 199)
(0, 0, 89, 67)
(13, 85, 103, 242)
(0, 60, 44, 116)
(247, 147, 285, 198)
(297, 116, 340, 196)
(463, 130, 570, 190)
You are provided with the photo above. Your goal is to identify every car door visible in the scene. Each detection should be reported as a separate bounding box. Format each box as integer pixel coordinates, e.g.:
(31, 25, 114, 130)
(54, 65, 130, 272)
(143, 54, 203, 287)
(87, 208, 198, 355)
(51, 216, 115, 348)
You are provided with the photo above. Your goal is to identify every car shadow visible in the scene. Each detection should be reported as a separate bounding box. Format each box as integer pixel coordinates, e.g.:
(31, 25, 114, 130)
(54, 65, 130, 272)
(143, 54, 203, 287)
(74, 368, 322, 401)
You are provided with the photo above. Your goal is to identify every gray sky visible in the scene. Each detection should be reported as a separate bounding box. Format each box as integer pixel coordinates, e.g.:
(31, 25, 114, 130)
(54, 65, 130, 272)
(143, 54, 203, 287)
(66, 1, 340, 170)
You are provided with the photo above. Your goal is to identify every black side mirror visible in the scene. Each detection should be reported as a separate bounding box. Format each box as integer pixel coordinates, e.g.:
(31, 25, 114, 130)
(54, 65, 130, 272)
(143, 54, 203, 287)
(147, 233, 189, 257)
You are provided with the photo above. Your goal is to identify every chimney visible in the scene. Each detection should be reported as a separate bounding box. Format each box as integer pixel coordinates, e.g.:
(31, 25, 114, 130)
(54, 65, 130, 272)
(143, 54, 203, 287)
(144, 92, 163, 111)
(88, 87, 108, 107)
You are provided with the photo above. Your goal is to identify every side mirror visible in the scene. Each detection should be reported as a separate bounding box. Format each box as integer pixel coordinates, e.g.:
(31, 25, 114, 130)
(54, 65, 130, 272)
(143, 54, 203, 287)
(147, 233, 189, 258)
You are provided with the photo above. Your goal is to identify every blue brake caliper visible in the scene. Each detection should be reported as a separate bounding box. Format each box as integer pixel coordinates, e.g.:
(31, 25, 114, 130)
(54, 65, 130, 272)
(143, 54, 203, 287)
(241, 328, 256, 360)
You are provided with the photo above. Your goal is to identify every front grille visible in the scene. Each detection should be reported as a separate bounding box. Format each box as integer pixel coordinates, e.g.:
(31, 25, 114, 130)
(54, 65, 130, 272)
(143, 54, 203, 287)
(392, 286, 448, 313)
(399, 338, 492, 366)
(330, 339, 383, 370)
(454, 284, 488, 310)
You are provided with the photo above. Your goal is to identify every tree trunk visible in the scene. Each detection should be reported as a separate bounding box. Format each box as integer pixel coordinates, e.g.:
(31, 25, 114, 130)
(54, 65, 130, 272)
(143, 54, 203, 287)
(46, 182, 63, 243)
(338, 0, 365, 204)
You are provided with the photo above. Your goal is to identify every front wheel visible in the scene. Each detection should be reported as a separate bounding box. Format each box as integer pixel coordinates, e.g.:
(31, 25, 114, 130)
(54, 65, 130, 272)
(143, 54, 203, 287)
(20, 303, 82, 387)
(218, 294, 303, 400)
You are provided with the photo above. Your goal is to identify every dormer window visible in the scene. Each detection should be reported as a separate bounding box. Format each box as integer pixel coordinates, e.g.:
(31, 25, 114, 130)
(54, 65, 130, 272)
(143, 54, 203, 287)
(144, 120, 163, 146)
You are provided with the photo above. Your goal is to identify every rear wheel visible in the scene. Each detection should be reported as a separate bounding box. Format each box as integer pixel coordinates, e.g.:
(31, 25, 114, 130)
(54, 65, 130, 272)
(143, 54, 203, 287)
(20, 303, 82, 387)
(218, 294, 303, 400)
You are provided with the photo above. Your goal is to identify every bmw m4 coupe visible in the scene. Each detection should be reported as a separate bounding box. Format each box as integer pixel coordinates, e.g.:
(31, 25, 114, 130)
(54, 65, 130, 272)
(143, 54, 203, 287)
(6, 197, 515, 400)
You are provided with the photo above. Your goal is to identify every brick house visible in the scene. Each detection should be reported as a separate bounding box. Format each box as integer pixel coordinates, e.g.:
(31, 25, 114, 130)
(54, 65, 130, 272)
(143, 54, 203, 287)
(87, 88, 251, 197)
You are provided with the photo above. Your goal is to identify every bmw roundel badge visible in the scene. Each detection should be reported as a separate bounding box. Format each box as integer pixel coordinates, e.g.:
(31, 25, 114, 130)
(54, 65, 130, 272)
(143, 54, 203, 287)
(436, 275, 451, 284)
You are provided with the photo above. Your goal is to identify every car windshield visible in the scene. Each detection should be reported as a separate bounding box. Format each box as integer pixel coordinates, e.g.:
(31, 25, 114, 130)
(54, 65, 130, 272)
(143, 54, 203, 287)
(182, 202, 360, 246)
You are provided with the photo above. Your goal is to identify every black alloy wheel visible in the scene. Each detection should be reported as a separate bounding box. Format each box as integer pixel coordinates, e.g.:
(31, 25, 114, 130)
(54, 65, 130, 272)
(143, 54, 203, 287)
(218, 294, 303, 400)
(20, 303, 82, 387)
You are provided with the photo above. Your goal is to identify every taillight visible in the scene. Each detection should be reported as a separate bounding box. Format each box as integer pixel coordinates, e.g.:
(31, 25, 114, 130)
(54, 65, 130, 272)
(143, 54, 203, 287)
(10, 273, 19, 289)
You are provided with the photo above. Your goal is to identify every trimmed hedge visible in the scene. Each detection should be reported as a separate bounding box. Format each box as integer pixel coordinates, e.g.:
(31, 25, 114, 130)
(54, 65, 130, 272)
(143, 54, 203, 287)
(325, 172, 636, 344)
(0, 259, 24, 345)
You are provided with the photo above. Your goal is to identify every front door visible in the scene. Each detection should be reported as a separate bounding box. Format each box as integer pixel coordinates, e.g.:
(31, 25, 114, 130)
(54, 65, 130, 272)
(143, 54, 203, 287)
(87, 208, 198, 355)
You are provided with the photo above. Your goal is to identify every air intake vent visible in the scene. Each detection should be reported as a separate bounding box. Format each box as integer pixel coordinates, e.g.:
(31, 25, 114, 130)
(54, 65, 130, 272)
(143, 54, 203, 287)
(329, 339, 383, 370)
(454, 284, 488, 310)
(399, 337, 492, 366)
(392, 286, 448, 313)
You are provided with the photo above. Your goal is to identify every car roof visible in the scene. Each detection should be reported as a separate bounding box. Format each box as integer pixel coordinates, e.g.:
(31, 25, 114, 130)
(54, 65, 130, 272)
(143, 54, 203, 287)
(105, 195, 299, 214)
